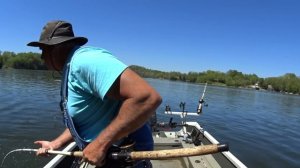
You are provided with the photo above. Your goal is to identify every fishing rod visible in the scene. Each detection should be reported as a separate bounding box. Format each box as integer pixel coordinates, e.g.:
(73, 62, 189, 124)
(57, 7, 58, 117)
(111, 144, 228, 160)
(164, 82, 208, 117)
(9, 148, 83, 157)
(1, 144, 228, 166)
(0, 149, 83, 167)
(197, 82, 207, 114)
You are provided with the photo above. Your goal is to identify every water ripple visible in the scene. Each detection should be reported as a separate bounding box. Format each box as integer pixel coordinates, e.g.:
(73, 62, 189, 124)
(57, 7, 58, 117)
(0, 71, 299, 167)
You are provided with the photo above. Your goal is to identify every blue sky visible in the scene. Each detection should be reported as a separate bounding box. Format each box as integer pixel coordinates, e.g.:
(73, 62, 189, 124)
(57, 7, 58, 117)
(1, 0, 299, 77)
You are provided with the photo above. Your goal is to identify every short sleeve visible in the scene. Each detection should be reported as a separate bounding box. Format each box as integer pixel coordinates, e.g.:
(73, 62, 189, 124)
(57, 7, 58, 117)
(70, 47, 128, 99)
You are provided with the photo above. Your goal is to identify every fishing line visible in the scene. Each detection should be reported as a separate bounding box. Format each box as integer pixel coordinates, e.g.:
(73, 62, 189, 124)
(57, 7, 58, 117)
(0, 149, 37, 167)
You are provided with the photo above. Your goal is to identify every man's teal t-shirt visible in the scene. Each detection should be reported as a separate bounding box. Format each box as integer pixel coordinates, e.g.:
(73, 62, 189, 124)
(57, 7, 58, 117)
(66, 46, 154, 151)
(67, 46, 127, 142)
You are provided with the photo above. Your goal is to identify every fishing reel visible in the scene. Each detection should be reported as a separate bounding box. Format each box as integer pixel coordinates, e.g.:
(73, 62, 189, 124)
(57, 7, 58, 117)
(108, 139, 136, 167)
(197, 99, 208, 114)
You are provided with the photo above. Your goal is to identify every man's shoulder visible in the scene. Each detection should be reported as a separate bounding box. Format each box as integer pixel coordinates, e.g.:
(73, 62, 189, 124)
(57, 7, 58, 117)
(71, 46, 112, 64)
(75, 46, 112, 56)
(70, 46, 126, 71)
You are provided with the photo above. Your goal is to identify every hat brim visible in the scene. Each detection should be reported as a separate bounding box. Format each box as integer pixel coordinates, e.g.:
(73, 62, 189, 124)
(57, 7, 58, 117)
(27, 36, 88, 47)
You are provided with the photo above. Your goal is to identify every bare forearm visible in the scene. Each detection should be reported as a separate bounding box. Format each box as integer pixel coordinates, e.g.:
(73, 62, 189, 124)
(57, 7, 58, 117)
(95, 93, 161, 150)
(110, 99, 158, 138)
(82, 69, 162, 166)
(51, 128, 73, 149)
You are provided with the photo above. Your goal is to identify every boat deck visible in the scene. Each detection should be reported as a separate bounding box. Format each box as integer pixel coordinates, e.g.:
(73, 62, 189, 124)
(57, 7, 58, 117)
(151, 131, 222, 168)
(44, 122, 246, 168)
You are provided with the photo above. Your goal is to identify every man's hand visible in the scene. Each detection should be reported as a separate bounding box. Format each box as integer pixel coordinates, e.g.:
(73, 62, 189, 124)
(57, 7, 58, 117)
(34, 140, 55, 156)
(34, 129, 73, 156)
(82, 140, 108, 166)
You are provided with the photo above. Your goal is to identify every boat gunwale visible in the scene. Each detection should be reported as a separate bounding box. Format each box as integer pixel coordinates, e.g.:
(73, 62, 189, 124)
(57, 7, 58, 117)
(185, 122, 247, 168)
(44, 122, 247, 168)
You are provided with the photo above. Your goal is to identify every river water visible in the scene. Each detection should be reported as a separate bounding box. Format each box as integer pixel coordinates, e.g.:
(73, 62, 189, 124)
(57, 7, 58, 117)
(0, 69, 299, 168)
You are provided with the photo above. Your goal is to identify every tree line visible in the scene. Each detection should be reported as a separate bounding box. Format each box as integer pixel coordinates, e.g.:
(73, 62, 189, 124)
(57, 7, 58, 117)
(130, 65, 300, 95)
(1, 51, 299, 94)
(0, 51, 46, 70)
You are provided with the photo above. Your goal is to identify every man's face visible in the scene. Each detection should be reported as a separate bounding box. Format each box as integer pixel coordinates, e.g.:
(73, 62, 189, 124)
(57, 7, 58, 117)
(41, 46, 55, 70)
(40, 45, 65, 71)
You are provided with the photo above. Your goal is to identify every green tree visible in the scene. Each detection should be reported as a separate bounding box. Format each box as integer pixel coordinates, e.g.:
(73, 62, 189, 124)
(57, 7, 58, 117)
(0, 51, 46, 70)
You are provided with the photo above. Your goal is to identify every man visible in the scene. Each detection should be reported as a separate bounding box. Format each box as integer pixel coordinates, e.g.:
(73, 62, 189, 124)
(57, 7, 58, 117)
(27, 20, 162, 167)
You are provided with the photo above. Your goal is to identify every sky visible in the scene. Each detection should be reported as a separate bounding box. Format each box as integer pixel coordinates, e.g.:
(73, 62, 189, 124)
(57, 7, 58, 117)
(0, 0, 299, 77)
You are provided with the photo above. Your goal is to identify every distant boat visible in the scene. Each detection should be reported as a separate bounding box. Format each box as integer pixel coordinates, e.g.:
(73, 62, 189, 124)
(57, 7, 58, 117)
(250, 83, 260, 90)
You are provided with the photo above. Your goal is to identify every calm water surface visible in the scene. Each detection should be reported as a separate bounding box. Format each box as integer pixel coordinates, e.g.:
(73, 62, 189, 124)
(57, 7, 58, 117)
(0, 69, 299, 168)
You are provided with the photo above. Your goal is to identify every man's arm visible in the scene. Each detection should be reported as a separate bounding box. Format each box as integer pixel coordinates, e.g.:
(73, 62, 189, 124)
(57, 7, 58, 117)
(35, 128, 73, 155)
(83, 68, 162, 166)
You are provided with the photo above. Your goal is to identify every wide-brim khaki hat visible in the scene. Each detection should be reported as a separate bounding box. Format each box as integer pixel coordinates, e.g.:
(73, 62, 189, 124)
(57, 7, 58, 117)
(27, 20, 87, 47)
